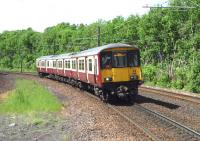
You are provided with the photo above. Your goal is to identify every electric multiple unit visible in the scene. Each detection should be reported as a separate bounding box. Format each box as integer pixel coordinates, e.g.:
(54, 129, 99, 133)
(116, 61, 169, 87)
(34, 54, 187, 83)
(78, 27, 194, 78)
(36, 43, 143, 102)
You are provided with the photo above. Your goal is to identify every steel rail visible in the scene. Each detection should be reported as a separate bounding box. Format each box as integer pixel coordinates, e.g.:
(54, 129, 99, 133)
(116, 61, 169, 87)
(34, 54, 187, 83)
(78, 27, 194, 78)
(106, 104, 161, 141)
(140, 86, 200, 104)
(135, 104, 200, 140)
(0, 71, 37, 76)
(80, 92, 160, 141)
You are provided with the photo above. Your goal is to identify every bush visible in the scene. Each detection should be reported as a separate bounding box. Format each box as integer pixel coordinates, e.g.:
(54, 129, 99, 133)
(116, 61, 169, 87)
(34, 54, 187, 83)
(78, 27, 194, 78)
(187, 64, 200, 93)
(156, 72, 170, 88)
(171, 67, 186, 89)
(142, 64, 157, 82)
(171, 79, 184, 89)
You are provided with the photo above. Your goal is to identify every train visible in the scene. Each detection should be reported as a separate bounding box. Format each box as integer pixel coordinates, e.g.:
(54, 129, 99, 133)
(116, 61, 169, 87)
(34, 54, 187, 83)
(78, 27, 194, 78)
(36, 43, 143, 102)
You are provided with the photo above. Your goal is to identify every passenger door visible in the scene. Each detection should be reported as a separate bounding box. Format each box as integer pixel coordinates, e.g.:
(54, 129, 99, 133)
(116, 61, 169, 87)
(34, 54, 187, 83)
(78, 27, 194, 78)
(94, 56, 98, 84)
(86, 56, 96, 84)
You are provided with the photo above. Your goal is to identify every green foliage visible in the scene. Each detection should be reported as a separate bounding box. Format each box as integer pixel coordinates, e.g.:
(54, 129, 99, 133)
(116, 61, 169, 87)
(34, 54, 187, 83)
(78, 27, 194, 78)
(0, 0, 200, 93)
(156, 72, 171, 88)
(142, 64, 157, 82)
(187, 64, 200, 93)
(171, 67, 186, 89)
(0, 79, 62, 113)
(171, 80, 184, 89)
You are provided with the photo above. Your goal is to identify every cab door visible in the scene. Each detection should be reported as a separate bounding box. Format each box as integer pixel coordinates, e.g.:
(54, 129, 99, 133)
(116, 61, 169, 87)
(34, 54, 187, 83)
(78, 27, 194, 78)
(87, 56, 96, 84)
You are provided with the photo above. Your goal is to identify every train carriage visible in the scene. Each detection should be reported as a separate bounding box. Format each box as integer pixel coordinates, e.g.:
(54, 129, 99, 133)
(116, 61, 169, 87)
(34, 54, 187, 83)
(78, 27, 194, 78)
(36, 55, 54, 77)
(36, 43, 143, 102)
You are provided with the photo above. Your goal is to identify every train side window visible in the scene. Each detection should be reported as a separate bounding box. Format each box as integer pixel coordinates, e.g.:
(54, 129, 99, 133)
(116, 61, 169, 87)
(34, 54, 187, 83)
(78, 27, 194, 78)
(65, 60, 70, 69)
(82, 60, 85, 70)
(65, 61, 67, 68)
(101, 52, 112, 69)
(47, 61, 49, 67)
(72, 60, 76, 69)
(60, 61, 63, 68)
(49, 61, 51, 67)
(75, 60, 76, 69)
(79, 60, 81, 70)
(78, 60, 84, 70)
(53, 61, 56, 68)
(89, 59, 92, 71)
(72, 61, 74, 69)
(42, 61, 45, 67)
(57, 61, 62, 68)
(68, 60, 71, 69)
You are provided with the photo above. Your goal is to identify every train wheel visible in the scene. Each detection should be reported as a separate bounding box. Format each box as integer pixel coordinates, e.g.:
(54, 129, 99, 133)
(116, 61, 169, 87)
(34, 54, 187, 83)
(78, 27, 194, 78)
(39, 73, 44, 78)
(100, 91, 110, 103)
(78, 82, 84, 91)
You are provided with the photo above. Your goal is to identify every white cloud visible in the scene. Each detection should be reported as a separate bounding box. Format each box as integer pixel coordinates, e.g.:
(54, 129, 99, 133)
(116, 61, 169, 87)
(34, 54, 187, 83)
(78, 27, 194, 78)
(0, 0, 164, 32)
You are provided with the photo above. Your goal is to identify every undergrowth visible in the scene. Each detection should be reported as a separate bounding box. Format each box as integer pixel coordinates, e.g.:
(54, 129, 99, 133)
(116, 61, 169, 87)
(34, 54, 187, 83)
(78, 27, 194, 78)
(0, 79, 62, 113)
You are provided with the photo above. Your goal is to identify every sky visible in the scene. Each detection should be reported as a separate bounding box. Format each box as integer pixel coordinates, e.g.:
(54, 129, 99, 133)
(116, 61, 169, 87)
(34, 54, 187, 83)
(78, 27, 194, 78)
(0, 0, 165, 33)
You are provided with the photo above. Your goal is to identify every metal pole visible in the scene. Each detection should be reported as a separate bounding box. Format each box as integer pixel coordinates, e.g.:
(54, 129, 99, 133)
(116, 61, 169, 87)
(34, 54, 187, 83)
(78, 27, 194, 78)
(97, 26, 100, 46)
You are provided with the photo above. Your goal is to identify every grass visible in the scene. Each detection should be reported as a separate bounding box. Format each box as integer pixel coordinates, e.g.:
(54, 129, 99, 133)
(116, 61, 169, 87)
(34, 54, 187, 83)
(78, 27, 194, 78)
(0, 67, 36, 73)
(0, 79, 62, 114)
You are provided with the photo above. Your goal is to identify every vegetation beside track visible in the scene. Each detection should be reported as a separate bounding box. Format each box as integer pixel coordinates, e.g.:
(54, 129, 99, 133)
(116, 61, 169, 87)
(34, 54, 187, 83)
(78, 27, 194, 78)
(0, 79, 62, 113)
(0, 68, 36, 73)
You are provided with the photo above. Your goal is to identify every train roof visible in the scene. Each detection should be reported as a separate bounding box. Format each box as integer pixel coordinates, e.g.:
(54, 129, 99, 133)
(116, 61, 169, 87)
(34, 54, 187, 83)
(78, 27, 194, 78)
(36, 55, 54, 60)
(36, 43, 138, 60)
(52, 53, 73, 60)
(36, 53, 75, 60)
(72, 43, 138, 57)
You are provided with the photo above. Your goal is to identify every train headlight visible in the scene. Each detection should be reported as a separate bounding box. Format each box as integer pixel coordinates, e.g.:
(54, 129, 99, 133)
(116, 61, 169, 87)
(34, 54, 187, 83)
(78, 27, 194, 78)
(130, 75, 138, 80)
(104, 77, 112, 82)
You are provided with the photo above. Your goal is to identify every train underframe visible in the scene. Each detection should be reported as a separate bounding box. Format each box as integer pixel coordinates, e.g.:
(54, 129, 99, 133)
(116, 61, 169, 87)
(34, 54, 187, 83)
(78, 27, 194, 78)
(100, 82, 139, 102)
(38, 72, 139, 103)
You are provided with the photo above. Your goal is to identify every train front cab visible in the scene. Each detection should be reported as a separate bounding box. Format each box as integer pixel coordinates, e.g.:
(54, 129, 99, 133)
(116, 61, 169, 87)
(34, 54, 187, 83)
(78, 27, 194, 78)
(99, 47, 143, 101)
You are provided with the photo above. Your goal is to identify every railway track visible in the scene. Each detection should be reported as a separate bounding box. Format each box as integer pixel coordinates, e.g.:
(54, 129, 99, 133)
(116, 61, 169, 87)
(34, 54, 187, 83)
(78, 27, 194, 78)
(81, 91, 160, 141)
(134, 104, 200, 141)
(106, 103, 161, 141)
(84, 90, 200, 141)
(2, 72, 200, 140)
(140, 86, 200, 104)
(0, 71, 37, 76)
